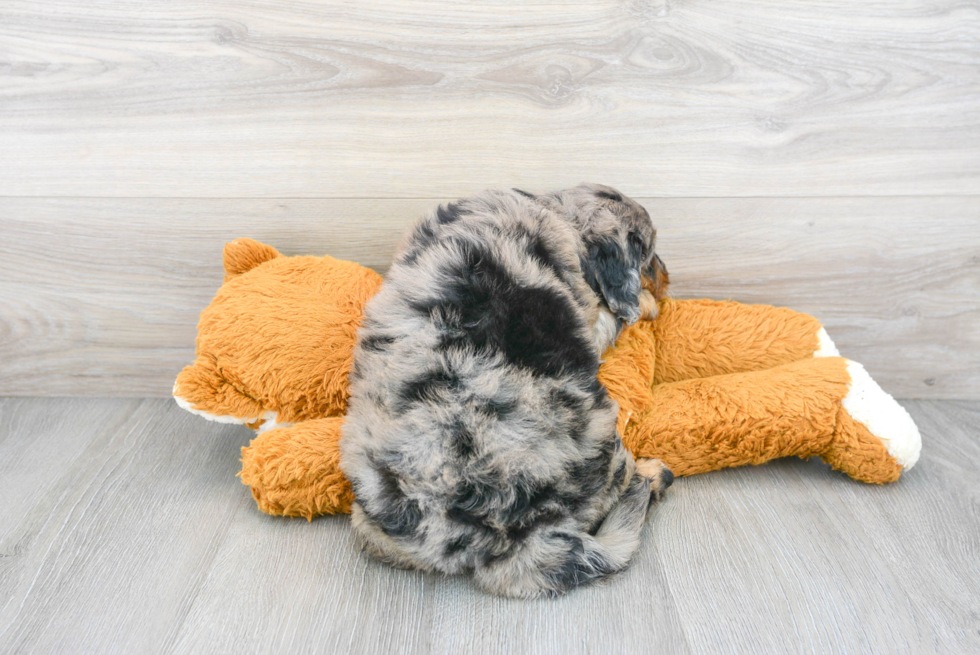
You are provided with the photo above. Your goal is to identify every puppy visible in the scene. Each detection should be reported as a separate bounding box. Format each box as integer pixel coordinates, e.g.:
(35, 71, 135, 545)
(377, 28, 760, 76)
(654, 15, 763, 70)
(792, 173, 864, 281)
(340, 184, 672, 598)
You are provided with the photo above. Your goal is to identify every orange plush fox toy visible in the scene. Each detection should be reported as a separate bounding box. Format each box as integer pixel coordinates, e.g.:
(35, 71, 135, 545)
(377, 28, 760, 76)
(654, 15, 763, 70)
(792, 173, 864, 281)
(174, 238, 921, 520)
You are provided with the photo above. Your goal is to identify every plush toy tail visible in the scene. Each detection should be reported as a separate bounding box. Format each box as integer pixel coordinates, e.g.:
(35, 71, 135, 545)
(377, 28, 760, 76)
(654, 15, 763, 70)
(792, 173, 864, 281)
(223, 238, 281, 282)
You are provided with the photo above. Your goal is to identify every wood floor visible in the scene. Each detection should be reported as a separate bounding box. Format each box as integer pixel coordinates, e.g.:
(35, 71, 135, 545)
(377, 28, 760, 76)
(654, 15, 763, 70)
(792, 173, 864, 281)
(1, 397, 977, 654)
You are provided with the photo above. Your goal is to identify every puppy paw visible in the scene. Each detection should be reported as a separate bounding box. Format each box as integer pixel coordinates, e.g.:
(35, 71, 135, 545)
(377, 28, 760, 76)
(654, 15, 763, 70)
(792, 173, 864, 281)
(635, 457, 674, 502)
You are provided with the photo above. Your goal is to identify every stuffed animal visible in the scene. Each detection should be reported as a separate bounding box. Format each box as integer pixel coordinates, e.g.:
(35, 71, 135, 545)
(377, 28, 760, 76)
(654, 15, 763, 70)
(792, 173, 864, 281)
(174, 239, 921, 519)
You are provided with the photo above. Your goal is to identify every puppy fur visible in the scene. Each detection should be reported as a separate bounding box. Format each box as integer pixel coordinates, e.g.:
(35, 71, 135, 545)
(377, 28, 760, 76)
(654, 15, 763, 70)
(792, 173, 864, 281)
(340, 184, 672, 598)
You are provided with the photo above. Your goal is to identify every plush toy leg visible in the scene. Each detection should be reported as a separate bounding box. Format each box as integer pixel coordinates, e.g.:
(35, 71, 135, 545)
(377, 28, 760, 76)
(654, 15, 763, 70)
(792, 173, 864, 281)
(173, 359, 270, 427)
(648, 298, 834, 384)
(239, 417, 352, 519)
(825, 360, 920, 477)
(622, 357, 920, 484)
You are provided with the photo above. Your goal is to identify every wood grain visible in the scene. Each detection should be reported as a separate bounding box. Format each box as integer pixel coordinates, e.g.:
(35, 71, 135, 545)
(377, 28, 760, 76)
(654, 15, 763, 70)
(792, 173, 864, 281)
(811, 400, 980, 654)
(0, 398, 128, 558)
(1, 398, 977, 654)
(1, 196, 977, 398)
(0, 0, 977, 198)
(654, 399, 980, 654)
(169, 509, 693, 655)
(170, 506, 690, 654)
(0, 398, 251, 654)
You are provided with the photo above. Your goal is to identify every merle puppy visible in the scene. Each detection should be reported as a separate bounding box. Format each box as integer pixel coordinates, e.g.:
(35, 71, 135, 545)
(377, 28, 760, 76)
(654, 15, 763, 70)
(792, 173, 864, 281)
(340, 184, 672, 598)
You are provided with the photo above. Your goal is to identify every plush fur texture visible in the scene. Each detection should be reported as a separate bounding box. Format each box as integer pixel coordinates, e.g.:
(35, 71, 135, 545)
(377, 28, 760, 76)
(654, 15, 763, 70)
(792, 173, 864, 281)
(624, 354, 904, 482)
(175, 243, 383, 426)
(647, 297, 831, 385)
(240, 416, 353, 516)
(606, 298, 912, 483)
(174, 233, 922, 534)
(339, 185, 672, 598)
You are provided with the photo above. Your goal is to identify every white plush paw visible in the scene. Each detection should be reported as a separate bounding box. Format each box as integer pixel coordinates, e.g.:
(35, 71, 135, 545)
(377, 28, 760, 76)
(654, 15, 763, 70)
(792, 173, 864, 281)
(841, 360, 921, 469)
(255, 414, 293, 434)
(173, 382, 277, 431)
(813, 327, 841, 357)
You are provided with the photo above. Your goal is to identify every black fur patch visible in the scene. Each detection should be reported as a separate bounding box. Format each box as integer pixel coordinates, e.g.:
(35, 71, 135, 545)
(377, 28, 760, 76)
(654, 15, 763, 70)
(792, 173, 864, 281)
(446, 475, 565, 544)
(559, 439, 617, 510)
(504, 506, 566, 544)
(566, 414, 590, 443)
(446, 479, 495, 527)
(612, 460, 627, 490)
(436, 202, 464, 225)
(434, 337, 464, 354)
(594, 190, 623, 202)
(582, 376, 611, 410)
(527, 235, 566, 283)
(547, 389, 590, 442)
(499, 286, 595, 377)
(512, 188, 535, 199)
(499, 480, 560, 526)
(476, 398, 517, 420)
(366, 464, 423, 538)
(449, 419, 476, 459)
(443, 533, 473, 556)
(507, 221, 567, 284)
(545, 532, 610, 591)
(413, 241, 598, 378)
(401, 220, 440, 265)
(361, 334, 395, 353)
(398, 368, 460, 409)
(550, 388, 585, 412)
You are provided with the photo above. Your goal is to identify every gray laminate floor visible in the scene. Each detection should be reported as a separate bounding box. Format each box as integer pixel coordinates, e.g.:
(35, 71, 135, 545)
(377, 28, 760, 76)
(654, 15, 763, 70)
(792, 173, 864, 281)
(0, 398, 977, 654)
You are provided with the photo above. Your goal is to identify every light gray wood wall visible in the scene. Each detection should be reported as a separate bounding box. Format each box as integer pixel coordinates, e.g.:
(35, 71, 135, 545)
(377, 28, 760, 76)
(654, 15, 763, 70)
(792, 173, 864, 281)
(0, 1, 978, 398)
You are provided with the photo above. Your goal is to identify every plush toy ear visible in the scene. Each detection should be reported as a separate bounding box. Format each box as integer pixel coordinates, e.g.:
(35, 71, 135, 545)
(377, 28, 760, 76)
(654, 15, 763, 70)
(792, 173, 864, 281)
(223, 238, 281, 282)
(581, 235, 642, 324)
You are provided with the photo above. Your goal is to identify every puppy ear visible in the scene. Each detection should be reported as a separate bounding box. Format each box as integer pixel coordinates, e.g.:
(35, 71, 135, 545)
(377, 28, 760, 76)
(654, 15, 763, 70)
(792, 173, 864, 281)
(642, 253, 670, 301)
(581, 235, 642, 324)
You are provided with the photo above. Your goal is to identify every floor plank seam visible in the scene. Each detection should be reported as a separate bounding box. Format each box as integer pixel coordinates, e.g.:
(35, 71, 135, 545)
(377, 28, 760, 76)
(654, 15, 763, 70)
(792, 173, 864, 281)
(160, 492, 251, 655)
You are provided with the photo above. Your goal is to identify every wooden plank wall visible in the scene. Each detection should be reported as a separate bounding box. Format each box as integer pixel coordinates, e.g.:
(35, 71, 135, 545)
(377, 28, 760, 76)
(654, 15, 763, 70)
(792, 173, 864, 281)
(0, 0, 978, 398)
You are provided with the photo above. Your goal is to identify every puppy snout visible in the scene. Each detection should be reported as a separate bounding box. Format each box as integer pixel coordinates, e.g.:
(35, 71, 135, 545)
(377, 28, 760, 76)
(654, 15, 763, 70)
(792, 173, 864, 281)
(661, 467, 674, 489)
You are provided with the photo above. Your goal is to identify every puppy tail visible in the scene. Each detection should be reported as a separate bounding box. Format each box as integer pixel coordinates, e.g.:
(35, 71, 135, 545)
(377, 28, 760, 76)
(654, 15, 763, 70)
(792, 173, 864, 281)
(474, 466, 669, 598)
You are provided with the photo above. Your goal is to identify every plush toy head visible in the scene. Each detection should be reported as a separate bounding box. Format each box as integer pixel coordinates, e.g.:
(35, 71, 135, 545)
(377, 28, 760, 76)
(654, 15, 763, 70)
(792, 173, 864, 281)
(176, 239, 920, 519)
(174, 239, 382, 431)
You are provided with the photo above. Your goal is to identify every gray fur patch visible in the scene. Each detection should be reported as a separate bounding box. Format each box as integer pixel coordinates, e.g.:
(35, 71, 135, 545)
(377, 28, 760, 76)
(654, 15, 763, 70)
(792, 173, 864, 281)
(340, 184, 670, 597)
